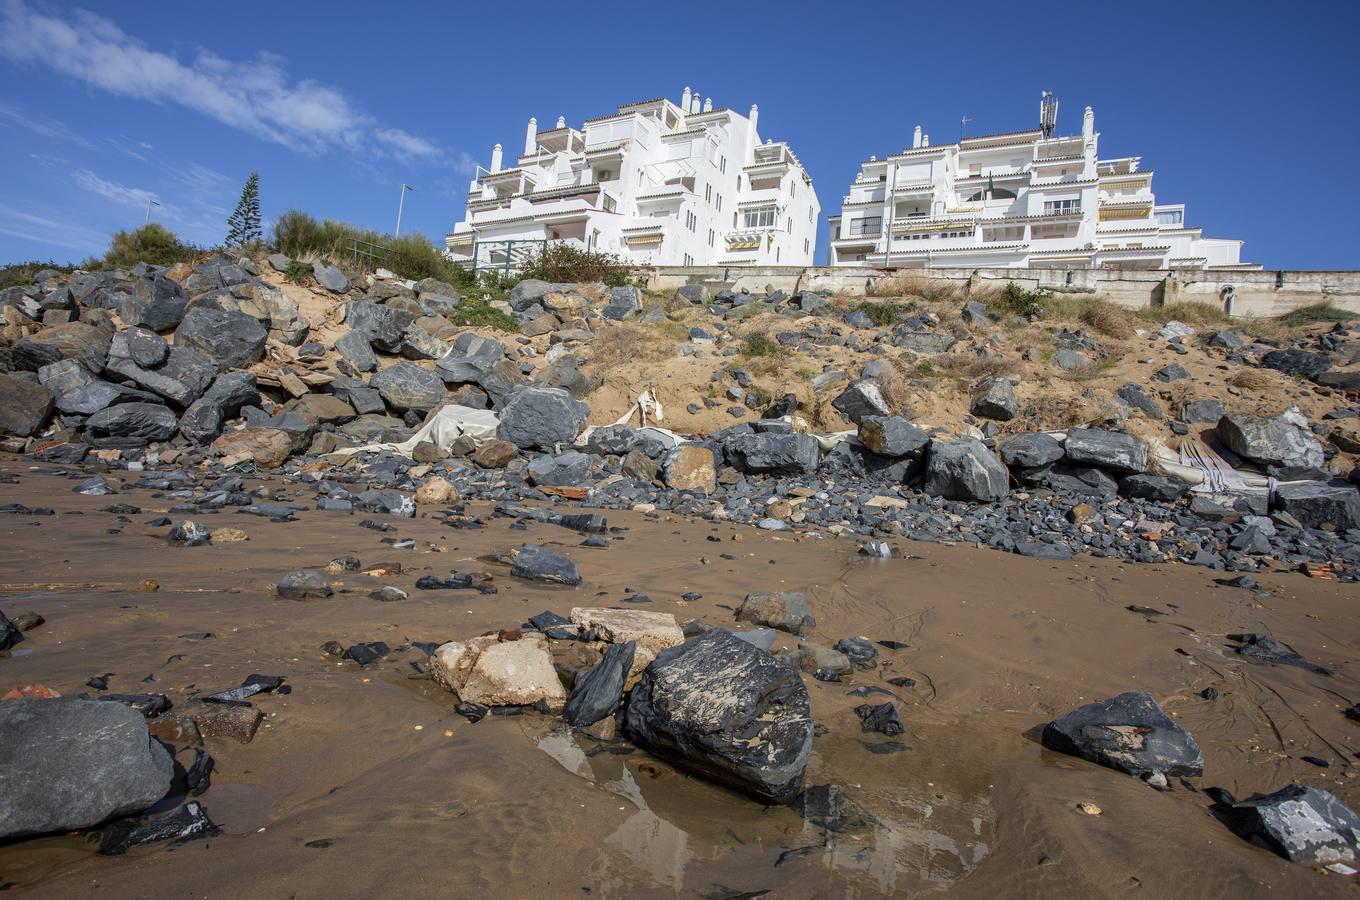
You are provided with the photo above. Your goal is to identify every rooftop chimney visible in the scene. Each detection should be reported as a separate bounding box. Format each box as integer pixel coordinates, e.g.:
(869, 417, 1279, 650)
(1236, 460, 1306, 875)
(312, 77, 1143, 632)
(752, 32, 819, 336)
(1082, 106, 1094, 141)
(912, 125, 922, 149)
(556, 115, 566, 129)
(690, 92, 701, 114)
(703, 96, 712, 113)
(682, 86, 692, 111)
(524, 117, 537, 156)
(922, 134, 930, 147)
(490, 143, 502, 173)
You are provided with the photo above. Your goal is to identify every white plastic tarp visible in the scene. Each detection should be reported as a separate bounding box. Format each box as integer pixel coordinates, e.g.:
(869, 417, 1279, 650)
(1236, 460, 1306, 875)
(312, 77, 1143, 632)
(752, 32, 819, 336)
(334, 404, 500, 458)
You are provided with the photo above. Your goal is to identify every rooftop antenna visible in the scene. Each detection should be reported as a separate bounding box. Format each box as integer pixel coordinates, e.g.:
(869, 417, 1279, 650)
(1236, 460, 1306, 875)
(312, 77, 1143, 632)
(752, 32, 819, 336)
(1039, 91, 1059, 139)
(959, 114, 971, 141)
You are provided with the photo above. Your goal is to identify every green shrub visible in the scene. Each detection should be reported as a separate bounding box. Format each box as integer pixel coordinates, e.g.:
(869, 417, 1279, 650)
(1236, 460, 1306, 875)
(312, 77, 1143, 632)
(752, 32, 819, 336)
(1136, 301, 1229, 326)
(0, 260, 73, 290)
(100, 224, 202, 269)
(449, 298, 518, 332)
(283, 260, 313, 285)
(1277, 302, 1353, 327)
(987, 282, 1053, 319)
(852, 301, 911, 326)
(518, 243, 630, 287)
(742, 334, 786, 358)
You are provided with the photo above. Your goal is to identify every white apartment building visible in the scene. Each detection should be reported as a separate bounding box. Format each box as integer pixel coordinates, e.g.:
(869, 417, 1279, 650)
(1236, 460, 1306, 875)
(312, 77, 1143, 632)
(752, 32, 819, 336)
(446, 89, 819, 270)
(828, 98, 1255, 271)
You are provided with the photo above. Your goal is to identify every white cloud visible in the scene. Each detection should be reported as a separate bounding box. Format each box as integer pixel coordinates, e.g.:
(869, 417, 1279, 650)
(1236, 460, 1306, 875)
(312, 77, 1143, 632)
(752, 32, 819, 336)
(0, 101, 94, 148)
(70, 168, 160, 208)
(0, 204, 108, 254)
(0, 1, 447, 162)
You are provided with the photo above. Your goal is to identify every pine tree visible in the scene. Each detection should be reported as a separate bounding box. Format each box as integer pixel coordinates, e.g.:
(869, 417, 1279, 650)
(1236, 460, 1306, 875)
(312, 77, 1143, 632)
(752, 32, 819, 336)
(226, 171, 261, 247)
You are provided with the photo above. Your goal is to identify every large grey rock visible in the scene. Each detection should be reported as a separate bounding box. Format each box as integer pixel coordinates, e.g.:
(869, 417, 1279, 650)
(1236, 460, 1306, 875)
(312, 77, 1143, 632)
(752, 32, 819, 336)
(624, 628, 814, 804)
(13, 322, 110, 373)
(1042, 691, 1203, 778)
(564, 640, 637, 727)
(970, 378, 1017, 421)
(998, 432, 1064, 469)
(436, 332, 505, 383)
(0, 698, 173, 839)
(674, 284, 710, 305)
(0, 375, 53, 437)
(527, 450, 592, 486)
(893, 331, 956, 354)
(347, 301, 415, 354)
(370, 362, 445, 412)
(1216, 784, 1360, 864)
(55, 380, 162, 417)
(857, 415, 929, 457)
(510, 544, 581, 585)
(724, 432, 819, 476)
(1117, 383, 1163, 420)
(335, 328, 378, 373)
(585, 424, 661, 458)
(602, 285, 641, 320)
(123, 327, 168, 368)
(922, 439, 1008, 501)
(1181, 399, 1226, 424)
(831, 378, 890, 424)
(1045, 465, 1119, 498)
(1063, 428, 1148, 474)
(121, 274, 187, 331)
(508, 279, 557, 312)
(105, 335, 215, 407)
(1119, 473, 1191, 502)
(1260, 349, 1331, 379)
(1218, 409, 1325, 469)
(174, 307, 267, 370)
(37, 358, 93, 396)
(1053, 349, 1094, 370)
(311, 261, 351, 294)
(400, 316, 452, 360)
(497, 387, 589, 449)
(735, 591, 816, 635)
(1272, 482, 1360, 530)
(85, 402, 178, 448)
(178, 372, 259, 444)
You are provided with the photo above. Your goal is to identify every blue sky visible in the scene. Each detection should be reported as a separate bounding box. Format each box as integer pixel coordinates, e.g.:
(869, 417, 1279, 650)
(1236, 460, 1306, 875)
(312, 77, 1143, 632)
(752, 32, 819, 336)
(0, 0, 1356, 269)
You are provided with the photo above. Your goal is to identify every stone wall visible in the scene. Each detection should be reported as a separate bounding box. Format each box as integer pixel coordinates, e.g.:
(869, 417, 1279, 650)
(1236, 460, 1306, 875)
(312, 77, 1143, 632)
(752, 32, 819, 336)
(638, 266, 1360, 319)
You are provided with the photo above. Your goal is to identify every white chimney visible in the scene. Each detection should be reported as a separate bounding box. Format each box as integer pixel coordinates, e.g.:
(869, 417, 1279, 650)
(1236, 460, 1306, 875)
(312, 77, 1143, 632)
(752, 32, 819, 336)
(912, 125, 922, 149)
(524, 117, 537, 156)
(556, 115, 566, 129)
(922, 134, 930, 147)
(1082, 106, 1094, 141)
(690, 92, 701, 114)
(490, 143, 503, 173)
(681, 86, 692, 111)
(747, 104, 759, 162)
(703, 96, 712, 113)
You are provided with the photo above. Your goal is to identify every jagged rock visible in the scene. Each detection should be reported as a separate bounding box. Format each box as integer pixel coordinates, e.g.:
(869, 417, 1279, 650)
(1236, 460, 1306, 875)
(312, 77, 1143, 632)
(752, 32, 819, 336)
(496, 387, 589, 449)
(778, 641, 851, 677)
(508, 279, 560, 312)
(335, 329, 378, 372)
(662, 445, 716, 492)
(1272, 482, 1360, 530)
(831, 378, 890, 424)
(1207, 330, 1246, 350)
(0, 375, 53, 437)
(1260, 349, 1331, 379)
(288, 393, 354, 423)
(436, 332, 504, 383)
(724, 432, 819, 476)
(564, 640, 636, 726)
(970, 378, 1017, 421)
(174, 308, 267, 370)
(1218, 409, 1324, 469)
(311, 261, 350, 294)
(346, 301, 414, 353)
(473, 439, 518, 468)
(735, 591, 815, 635)
(123, 327, 167, 368)
(400, 317, 452, 360)
(85, 403, 177, 448)
(623, 448, 660, 481)
(121, 274, 187, 331)
(962, 299, 989, 326)
(1045, 464, 1119, 498)
(370, 362, 445, 412)
(674, 284, 710, 305)
(13, 322, 110, 373)
(922, 439, 1008, 501)
(461, 636, 567, 707)
(1153, 362, 1190, 382)
(527, 450, 592, 486)
(1214, 785, 1360, 863)
(1042, 691, 1204, 778)
(569, 608, 684, 653)
(1063, 428, 1148, 474)
(210, 427, 293, 468)
(1117, 383, 1163, 420)
(893, 331, 956, 354)
(585, 424, 658, 457)
(267, 253, 291, 272)
(1053, 349, 1094, 370)
(602, 285, 641, 320)
(277, 570, 332, 600)
(998, 432, 1064, 469)
(1119, 473, 1191, 502)
(857, 415, 929, 457)
(38, 358, 93, 397)
(510, 544, 581, 585)
(0, 698, 173, 840)
(105, 336, 216, 407)
(1181, 399, 1226, 424)
(1229, 632, 1332, 674)
(624, 628, 813, 803)
(54, 380, 162, 417)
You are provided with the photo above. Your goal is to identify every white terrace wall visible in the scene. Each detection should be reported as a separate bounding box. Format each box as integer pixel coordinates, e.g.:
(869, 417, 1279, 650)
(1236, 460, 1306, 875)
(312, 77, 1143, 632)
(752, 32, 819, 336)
(639, 266, 1360, 319)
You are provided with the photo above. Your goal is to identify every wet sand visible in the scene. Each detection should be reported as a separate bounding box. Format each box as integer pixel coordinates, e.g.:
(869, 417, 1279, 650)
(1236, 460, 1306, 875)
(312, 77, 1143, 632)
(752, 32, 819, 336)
(1, 459, 1357, 898)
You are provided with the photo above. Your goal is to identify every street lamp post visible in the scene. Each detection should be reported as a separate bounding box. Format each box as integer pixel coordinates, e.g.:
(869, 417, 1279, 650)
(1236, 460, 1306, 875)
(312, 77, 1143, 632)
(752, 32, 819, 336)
(395, 183, 414, 237)
(144, 198, 161, 227)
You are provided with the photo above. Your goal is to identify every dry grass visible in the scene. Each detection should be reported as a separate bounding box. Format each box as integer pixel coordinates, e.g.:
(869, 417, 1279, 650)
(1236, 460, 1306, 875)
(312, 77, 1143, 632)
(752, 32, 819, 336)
(585, 323, 670, 370)
(867, 272, 963, 302)
(1078, 298, 1137, 339)
(932, 352, 1023, 381)
(1227, 369, 1276, 391)
(1137, 301, 1229, 326)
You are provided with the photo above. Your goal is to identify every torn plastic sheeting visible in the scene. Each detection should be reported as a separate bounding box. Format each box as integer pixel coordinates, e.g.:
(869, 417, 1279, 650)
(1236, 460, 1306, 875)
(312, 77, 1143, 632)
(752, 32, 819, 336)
(334, 404, 500, 458)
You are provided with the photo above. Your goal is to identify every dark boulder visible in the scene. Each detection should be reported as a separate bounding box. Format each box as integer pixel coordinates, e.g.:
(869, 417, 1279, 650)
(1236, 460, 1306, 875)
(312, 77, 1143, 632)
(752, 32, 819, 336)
(735, 591, 816, 635)
(371, 362, 445, 412)
(510, 544, 581, 585)
(1063, 428, 1147, 474)
(564, 640, 636, 727)
(277, 570, 332, 600)
(624, 628, 814, 804)
(1271, 482, 1360, 530)
(1119, 473, 1191, 502)
(174, 307, 267, 370)
(1218, 410, 1324, 470)
(831, 378, 890, 424)
(1041, 691, 1204, 778)
(1213, 784, 1360, 863)
(970, 378, 1017, 421)
(0, 375, 53, 437)
(85, 403, 178, 448)
(347, 301, 414, 354)
(857, 415, 929, 457)
(496, 387, 589, 450)
(922, 440, 1008, 501)
(998, 432, 1064, 469)
(1260, 349, 1331, 379)
(724, 432, 820, 476)
(334, 329, 378, 372)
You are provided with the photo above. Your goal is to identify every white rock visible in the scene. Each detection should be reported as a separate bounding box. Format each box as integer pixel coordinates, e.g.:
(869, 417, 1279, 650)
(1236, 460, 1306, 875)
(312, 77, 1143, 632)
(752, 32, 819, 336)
(459, 637, 566, 706)
(570, 607, 684, 654)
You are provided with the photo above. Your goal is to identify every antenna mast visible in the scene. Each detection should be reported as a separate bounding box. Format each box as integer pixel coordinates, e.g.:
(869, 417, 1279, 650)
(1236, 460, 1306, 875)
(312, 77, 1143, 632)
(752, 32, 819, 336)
(1039, 91, 1059, 139)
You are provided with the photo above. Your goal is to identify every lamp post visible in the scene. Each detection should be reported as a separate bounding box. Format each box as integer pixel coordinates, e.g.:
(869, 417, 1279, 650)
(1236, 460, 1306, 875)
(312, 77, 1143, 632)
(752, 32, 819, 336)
(395, 183, 413, 237)
(144, 198, 160, 227)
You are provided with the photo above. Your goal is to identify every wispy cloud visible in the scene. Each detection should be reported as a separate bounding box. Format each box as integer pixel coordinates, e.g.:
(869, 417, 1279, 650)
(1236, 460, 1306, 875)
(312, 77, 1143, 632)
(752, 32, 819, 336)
(0, 101, 94, 148)
(0, 1, 446, 162)
(0, 204, 108, 254)
(69, 168, 176, 217)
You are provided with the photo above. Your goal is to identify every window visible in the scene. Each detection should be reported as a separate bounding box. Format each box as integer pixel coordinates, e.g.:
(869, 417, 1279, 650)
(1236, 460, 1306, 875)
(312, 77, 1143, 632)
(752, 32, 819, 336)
(1155, 209, 1183, 226)
(743, 207, 777, 228)
(716, 193, 722, 212)
(602, 194, 617, 213)
(705, 184, 712, 203)
(683, 253, 693, 266)
(684, 210, 697, 231)
(720, 156, 726, 174)
(803, 238, 809, 254)
(1044, 199, 1081, 215)
(708, 229, 715, 247)
(597, 169, 611, 181)
(787, 217, 793, 232)
(848, 215, 881, 237)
